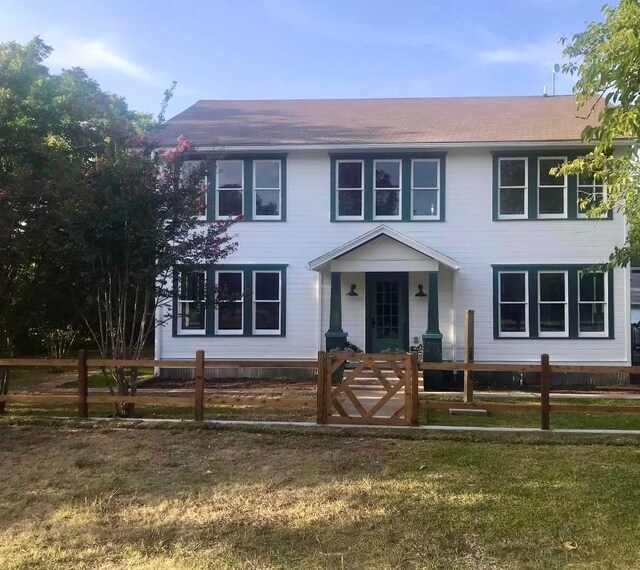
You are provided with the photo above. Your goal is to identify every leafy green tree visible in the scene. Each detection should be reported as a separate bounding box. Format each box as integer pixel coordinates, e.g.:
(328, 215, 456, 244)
(558, 0, 640, 267)
(0, 38, 238, 416)
(59, 129, 237, 416)
(0, 38, 106, 404)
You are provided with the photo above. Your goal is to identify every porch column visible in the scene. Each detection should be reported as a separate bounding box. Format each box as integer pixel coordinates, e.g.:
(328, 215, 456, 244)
(325, 272, 348, 351)
(422, 271, 443, 389)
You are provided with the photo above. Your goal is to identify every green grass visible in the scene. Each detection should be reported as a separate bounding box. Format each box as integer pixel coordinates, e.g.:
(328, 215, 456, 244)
(1, 423, 640, 569)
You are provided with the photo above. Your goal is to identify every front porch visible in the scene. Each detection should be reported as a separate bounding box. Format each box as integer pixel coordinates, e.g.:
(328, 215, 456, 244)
(308, 226, 461, 377)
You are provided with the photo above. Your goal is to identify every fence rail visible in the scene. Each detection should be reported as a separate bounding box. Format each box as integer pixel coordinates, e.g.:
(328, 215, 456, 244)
(1, 350, 640, 430)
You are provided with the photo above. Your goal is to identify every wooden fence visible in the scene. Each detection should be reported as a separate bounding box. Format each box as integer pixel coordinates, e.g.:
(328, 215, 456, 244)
(0, 349, 318, 421)
(421, 354, 640, 430)
(2, 350, 640, 430)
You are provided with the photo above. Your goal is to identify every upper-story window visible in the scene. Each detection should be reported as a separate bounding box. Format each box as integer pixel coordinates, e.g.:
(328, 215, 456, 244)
(412, 159, 440, 219)
(336, 160, 364, 220)
(577, 173, 605, 218)
(332, 154, 445, 222)
(538, 157, 567, 218)
(254, 160, 282, 219)
(493, 151, 611, 221)
(216, 160, 244, 218)
(181, 160, 207, 220)
(209, 156, 287, 222)
(374, 160, 401, 220)
(498, 158, 527, 219)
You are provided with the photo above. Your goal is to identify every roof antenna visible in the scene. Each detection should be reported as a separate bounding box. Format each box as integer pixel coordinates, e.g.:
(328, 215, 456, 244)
(551, 63, 560, 96)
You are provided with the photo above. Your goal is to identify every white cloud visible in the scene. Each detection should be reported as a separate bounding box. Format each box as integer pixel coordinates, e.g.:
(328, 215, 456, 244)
(47, 37, 154, 83)
(478, 38, 564, 67)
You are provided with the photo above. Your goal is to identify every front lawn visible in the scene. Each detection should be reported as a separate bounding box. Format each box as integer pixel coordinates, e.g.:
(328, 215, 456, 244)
(1, 423, 639, 569)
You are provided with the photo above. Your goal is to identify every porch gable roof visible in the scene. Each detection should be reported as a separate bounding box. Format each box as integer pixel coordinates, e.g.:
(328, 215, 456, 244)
(307, 225, 461, 271)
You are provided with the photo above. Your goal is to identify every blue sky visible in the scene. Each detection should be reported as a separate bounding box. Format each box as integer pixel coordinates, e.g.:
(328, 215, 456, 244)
(0, 0, 610, 119)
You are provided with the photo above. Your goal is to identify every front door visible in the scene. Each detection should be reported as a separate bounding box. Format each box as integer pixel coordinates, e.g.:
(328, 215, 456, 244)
(366, 272, 409, 353)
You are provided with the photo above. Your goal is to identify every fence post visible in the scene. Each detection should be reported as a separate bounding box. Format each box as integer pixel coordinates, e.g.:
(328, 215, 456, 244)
(410, 351, 419, 426)
(540, 353, 550, 430)
(77, 349, 88, 419)
(463, 309, 475, 403)
(316, 351, 326, 424)
(194, 350, 205, 422)
(324, 353, 332, 421)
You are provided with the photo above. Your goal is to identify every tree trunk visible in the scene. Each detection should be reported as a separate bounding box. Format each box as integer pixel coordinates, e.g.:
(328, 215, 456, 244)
(114, 366, 138, 418)
(0, 367, 9, 415)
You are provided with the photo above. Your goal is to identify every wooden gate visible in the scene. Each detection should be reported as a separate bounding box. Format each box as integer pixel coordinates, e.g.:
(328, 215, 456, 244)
(317, 352, 419, 426)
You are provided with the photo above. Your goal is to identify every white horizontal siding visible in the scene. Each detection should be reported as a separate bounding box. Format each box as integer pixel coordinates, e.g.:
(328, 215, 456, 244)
(156, 148, 630, 365)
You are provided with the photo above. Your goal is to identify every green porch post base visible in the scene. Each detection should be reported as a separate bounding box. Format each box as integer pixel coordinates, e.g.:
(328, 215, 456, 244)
(422, 332, 443, 391)
(325, 330, 348, 352)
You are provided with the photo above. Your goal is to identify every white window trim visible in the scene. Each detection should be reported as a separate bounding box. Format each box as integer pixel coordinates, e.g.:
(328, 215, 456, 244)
(498, 271, 529, 337)
(177, 270, 207, 336)
(215, 160, 244, 220)
(336, 160, 365, 221)
(537, 156, 568, 219)
(411, 159, 440, 220)
(577, 174, 607, 219)
(578, 271, 609, 338)
(252, 270, 282, 335)
(214, 270, 244, 335)
(373, 159, 402, 221)
(538, 270, 569, 338)
(498, 157, 528, 220)
(253, 160, 282, 220)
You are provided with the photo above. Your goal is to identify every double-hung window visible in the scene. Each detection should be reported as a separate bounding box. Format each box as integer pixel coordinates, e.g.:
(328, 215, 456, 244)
(216, 160, 244, 218)
(178, 270, 206, 334)
(254, 160, 281, 219)
(215, 271, 243, 334)
(494, 151, 611, 221)
(498, 158, 527, 219)
(494, 265, 613, 339)
(374, 160, 401, 219)
(336, 160, 364, 219)
(176, 265, 286, 337)
(538, 157, 567, 218)
(253, 271, 282, 334)
(498, 272, 529, 336)
(412, 159, 440, 219)
(181, 160, 207, 219)
(332, 154, 445, 222)
(538, 271, 568, 337)
(577, 173, 605, 217)
(579, 271, 608, 336)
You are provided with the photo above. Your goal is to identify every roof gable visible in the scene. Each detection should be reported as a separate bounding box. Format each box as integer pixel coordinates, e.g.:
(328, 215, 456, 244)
(308, 225, 461, 271)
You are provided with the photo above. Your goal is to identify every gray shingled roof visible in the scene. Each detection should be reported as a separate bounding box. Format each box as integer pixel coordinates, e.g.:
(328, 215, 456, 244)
(158, 95, 602, 148)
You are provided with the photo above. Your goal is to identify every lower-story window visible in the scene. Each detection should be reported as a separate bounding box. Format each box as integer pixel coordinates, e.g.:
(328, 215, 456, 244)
(579, 271, 608, 337)
(178, 270, 206, 335)
(498, 272, 528, 336)
(175, 265, 286, 336)
(493, 265, 613, 339)
(538, 271, 568, 337)
(215, 271, 244, 334)
(253, 271, 282, 334)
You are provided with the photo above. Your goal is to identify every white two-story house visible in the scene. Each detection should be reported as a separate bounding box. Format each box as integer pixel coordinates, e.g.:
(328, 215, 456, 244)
(155, 95, 630, 375)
